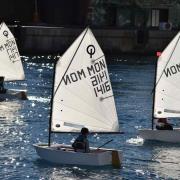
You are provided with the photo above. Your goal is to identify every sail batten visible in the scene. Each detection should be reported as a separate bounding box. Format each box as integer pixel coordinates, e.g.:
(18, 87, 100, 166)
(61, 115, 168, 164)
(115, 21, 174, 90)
(51, 28, 119, 132)
(154, 32, 180, 118)
(0, 22, 25, 81)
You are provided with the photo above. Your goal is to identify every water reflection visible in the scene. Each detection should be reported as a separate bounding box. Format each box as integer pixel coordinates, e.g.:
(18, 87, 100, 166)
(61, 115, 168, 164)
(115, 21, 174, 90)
(45, 166, 123, 180)
(150, 147, 180, 179)
(126, 136, 144, 146)
(0, 101, 22, 120)
(0, 100, 25, 145)
(28, 96, 50, 103)
(2, 55, 180, 179)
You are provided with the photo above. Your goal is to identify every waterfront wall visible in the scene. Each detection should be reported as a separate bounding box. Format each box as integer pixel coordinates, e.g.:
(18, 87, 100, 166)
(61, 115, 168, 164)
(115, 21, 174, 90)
(11, 26, 177, 55)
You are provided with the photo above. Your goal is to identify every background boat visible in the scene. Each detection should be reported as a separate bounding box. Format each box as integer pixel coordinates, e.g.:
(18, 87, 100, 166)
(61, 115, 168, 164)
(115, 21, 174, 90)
(0, 22, 27, 100)
(139, 31, 180, 143)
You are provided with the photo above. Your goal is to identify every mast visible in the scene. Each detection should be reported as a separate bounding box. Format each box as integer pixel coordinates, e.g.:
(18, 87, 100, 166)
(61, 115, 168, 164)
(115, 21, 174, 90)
(151, 56, 158, 130)
(48, 61, 57, 146)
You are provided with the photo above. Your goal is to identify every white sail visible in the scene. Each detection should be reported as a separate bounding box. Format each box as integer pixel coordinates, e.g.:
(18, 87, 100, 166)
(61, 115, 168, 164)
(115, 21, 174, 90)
(51, 28, 119, 132)
(154, 32, 180, 118)
(0, 22, 25, 81)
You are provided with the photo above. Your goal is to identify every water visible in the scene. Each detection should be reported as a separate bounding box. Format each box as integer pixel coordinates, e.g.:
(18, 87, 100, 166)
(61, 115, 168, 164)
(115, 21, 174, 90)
(0, 55, 180, 180)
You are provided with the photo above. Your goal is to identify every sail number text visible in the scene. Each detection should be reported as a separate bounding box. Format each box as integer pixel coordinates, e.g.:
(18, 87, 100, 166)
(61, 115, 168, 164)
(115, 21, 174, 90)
(164, 63, 180, 77)
(0, 39, 19, 63)
(62, 58, 111, 97)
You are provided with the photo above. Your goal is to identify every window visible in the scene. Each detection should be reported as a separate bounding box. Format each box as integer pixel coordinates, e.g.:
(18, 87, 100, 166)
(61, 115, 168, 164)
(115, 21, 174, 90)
(151, 9, 159, 27)
(151, 9, 169, 27)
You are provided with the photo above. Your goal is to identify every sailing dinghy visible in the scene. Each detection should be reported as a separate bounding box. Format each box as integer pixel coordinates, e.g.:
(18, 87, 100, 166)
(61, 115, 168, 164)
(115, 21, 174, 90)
(34, 28, 122, 167)
(0, 22, 27, 100)
(139, 32, 180, 143)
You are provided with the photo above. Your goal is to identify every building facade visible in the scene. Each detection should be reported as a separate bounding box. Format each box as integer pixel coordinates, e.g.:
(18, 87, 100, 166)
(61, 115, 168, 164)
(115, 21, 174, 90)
(88, 0, 180, 30)
(1, 0, 179, 54)
(1, 0, 180, 30)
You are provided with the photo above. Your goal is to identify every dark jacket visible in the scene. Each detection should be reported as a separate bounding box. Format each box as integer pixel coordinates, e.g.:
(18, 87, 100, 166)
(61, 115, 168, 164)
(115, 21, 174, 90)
(72, 134, 90, 152)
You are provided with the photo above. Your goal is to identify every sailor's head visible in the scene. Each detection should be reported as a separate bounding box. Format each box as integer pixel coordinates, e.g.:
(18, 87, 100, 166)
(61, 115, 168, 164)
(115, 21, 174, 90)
(81, 127, 89, 135)
(0, 76, 4, 82)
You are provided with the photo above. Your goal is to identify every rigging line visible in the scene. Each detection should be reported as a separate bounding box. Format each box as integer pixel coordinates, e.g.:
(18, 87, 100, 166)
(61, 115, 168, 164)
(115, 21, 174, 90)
(153, 34, 180, 92)
(53, 27, 89, 98)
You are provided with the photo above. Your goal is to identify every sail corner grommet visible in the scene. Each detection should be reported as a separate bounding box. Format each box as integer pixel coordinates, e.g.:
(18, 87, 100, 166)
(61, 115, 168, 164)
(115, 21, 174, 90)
(56, 124, 60, 128)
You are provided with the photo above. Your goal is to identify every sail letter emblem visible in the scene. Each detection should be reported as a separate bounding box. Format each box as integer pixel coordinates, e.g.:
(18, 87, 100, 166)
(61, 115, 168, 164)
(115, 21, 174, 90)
(87, 45, 95, 58)
(3, 30, 8, 38)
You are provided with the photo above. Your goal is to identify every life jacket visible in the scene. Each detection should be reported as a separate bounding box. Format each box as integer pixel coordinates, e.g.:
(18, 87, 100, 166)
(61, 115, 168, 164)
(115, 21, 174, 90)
(72, 140, 86, 149)
(72, 135, 87, 151)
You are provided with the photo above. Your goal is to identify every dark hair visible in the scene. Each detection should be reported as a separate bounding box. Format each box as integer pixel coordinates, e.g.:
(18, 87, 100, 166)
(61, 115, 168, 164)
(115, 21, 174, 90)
(81, 127, 89, 135)
(0, 77, 4, 81)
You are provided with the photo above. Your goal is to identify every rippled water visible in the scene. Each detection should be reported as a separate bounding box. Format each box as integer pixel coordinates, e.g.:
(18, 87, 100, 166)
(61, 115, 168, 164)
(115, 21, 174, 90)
(0, 55, 180, 180)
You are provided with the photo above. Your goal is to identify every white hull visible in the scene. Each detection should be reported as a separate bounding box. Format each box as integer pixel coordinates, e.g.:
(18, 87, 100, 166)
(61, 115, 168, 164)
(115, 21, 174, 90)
(34, 143, 122, 168)
(139, 128, 180, 143)
(0, 89, 27, 100)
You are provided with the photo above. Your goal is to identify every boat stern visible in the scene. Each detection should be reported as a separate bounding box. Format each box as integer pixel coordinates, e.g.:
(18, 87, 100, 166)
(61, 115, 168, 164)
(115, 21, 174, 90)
(6, 89, 28, 100)
(139, 128, 180, 143)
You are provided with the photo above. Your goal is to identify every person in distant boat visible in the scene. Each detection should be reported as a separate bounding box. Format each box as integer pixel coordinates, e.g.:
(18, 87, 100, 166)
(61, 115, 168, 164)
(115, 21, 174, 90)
(155, 118, 173, 130)
(72, 127, 90, 153)
(0, 76, 6, 94)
